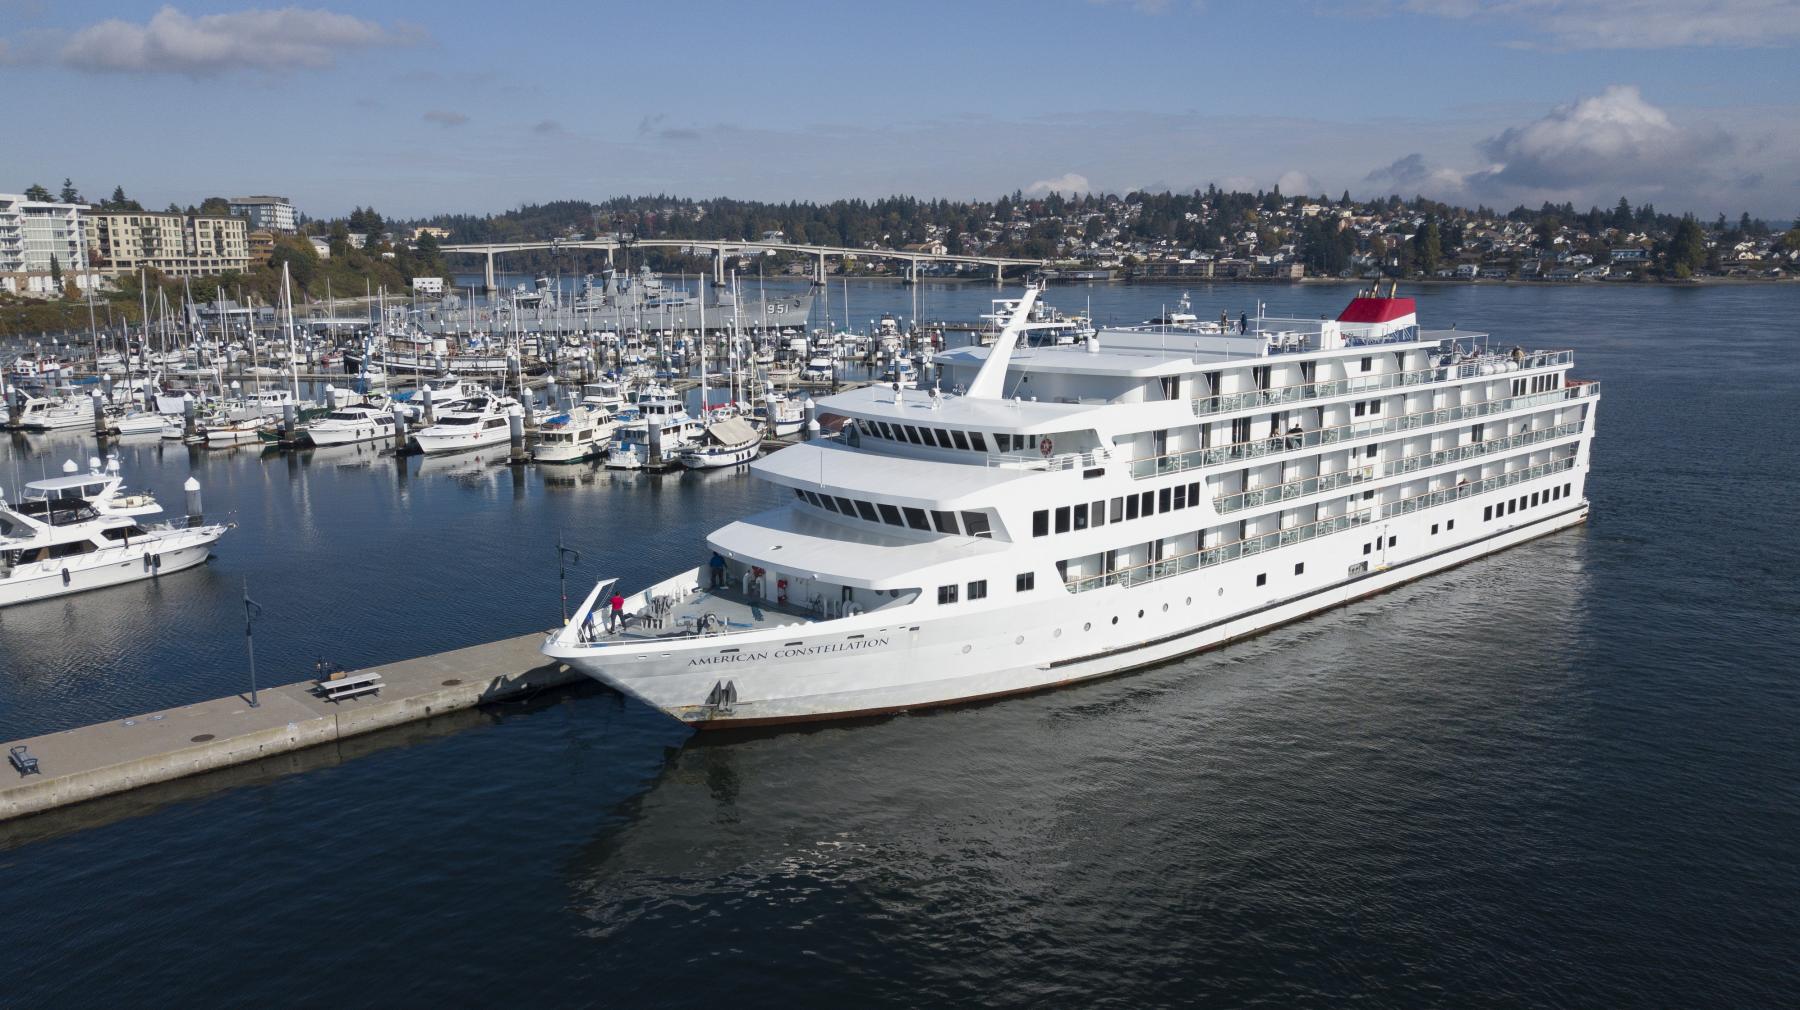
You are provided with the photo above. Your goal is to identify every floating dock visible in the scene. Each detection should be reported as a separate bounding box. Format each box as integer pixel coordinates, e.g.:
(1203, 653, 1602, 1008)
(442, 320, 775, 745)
(0, 632, 579, 823)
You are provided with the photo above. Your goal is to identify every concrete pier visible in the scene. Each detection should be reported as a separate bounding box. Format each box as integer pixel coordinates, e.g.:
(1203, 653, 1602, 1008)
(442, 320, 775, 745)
(0, 631, 579, 823)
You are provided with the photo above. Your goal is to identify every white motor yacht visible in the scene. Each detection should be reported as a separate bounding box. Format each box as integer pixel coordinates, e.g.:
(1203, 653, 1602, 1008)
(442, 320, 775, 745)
(301, 403, 398, 447)
(408, 394, 518, 454)
(10, 395, 91, 431)
(25, 457, 164, 518)
(533, 405, 618, 464)
(604, 399, 703, 470)
(679, 416, 762, 470)
(0, 477, 229, 607)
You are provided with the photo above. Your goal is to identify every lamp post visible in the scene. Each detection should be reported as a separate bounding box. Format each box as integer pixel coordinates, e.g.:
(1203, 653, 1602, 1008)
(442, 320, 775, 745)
(556, 536, 581, 623)
(242, 578, 264, 707)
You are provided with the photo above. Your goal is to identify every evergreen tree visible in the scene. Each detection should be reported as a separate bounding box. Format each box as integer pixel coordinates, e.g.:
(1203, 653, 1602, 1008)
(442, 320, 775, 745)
(24, 183, 52, 201)
(58, 178, 82, 203)
(49, 254, 62, 290)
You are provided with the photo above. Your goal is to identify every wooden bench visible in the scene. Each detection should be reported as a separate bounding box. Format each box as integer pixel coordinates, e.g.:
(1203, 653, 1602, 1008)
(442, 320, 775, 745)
(318, 670, 383, 703)
(9, 744, 40, 776)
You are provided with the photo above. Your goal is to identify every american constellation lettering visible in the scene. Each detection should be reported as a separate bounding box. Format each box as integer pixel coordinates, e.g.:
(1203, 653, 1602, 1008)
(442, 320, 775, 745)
(687, 637, 891, 667)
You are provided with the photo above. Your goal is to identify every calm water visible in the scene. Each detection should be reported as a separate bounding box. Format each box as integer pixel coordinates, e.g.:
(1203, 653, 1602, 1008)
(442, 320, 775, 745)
(2, 282, 1798, 1008)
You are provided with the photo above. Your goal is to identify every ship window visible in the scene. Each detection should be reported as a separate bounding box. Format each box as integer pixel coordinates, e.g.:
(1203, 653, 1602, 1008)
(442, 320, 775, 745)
(1355, 402, 1366, 417)
(935, 428, 954, 448)
(950, 429, 970, 451)
(1531, 492, 1540, 507)
(1055, 507, 1071, 534)
(937, 584, 958, 605)
(1256, 573, 1267, 587)
(1387, 535, 1397, 548)
(819, 496, 840, 513)
(1016, 572, 1035, 592)
(1188, 482, 1200, 504)
(1091, 501, 1105, 528)
(932, 510, 960, 534)
(878, 504, 904, 526)
(1361, 356, 1372, 373)
(1366, 445, 1377, 458)
(1110, 497, 1124, 523)
(834, 496, 855, 514)
(1032, 510, 1049, 537)
(967, 580, 988, 601)
(1294, 563, 1304, 575)
(1159, 488, 1172, 513)
(855, 500, 879, 522)
(1139, 491, 1153, 516)
(968, 431, 988, 452)
(1126, 495, 1139, 520)
(101, 525, 148, 540)
(49, 540, 98, 559)
(902, 507, 930, 530)
(1072, 503, 1089, 530)
(1370, 400, 1381, 415)
(961, 511, 992, 538)
(1447, 519, 1455, 530)
(1364, 542, 1372, 554)
(903, 425, 923, 445)
(1431, 523, 1439, 535)
(1564, 482, 1572, 496)
(995, 433, 1011, 452)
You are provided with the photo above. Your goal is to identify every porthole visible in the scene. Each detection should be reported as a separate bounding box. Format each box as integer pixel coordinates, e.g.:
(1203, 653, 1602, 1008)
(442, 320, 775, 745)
(1111, 616, 1119, 625)
(1185, 596, 1192, 606)
(1217, 587, 1224, 596)
(961, 644, 971, 654)
(1014, 635, 1024, 645)
(1162, 603, 1169, 612)
(1053, 628, 1062, 638)
(1137, 609, 1145, 618)
(1084, 622, 1092, 632)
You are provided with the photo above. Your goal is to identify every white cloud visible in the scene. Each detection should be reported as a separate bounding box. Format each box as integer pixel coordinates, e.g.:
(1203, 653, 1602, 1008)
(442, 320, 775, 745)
(1397, 0, 1800, 49)
(422, 109, 469, 128)
(1473, 85, 1728, 190)
(58, 6, 416, 76)
(1276, 170, 1317, 195)
(1024, 173, 1091, 196)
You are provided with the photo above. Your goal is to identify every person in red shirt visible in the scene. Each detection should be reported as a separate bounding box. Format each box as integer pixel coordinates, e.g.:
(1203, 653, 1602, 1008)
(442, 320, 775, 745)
(608, 591, 626, 633)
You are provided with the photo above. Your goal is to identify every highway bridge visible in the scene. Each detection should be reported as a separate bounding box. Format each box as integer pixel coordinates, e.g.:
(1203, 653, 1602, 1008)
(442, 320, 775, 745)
(437, 237, 1047, 291)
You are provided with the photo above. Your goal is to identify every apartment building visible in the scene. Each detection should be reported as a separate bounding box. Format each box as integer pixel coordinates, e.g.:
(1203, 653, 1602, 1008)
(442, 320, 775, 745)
(85, 212, 251, 277)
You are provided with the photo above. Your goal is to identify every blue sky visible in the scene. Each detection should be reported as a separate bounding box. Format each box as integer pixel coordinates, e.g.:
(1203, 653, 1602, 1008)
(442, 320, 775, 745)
(3, 0, 1796, 219)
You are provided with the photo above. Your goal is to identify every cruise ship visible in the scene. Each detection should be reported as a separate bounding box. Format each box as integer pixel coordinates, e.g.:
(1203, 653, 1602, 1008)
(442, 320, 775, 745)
(544, 287, 1600, 728)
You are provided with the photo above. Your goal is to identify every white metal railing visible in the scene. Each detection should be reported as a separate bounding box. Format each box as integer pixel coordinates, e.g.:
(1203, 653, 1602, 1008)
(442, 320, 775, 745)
(1065, 455, 1579, 594)
(986, 446, 1110, 471)
(1188, 349, 1574, 418)
(1134, 381, 1598, 480)
(1214, 420, 1586, 514)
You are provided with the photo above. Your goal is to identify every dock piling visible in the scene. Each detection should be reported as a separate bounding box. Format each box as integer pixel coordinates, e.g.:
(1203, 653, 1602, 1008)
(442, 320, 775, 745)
(184, 477, 202, 527)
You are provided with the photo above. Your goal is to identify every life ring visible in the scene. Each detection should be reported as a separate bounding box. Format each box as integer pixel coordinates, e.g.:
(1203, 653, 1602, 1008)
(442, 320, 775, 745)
(1038, 436, 1053, 457)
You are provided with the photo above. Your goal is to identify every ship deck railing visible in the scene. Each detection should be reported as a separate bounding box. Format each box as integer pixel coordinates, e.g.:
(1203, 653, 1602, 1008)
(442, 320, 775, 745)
(1188, 349, 1573, 419)
(1065, 455, 1579, 594)
(1135, 381, 1598, 480)
(985, 446, 1110, 471)
(1213, 420, 1588, 514)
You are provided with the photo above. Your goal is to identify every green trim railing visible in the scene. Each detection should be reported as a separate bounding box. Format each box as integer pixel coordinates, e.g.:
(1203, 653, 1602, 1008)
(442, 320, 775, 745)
(1065, 454, 1579, 594)
(1132, 381, 1598, 480)
(1213, 420, 1587, 514)
(1187, 349, 1574, 418)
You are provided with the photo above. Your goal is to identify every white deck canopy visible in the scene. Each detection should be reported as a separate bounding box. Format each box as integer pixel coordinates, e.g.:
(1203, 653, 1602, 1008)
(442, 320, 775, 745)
(707, 506, 1007, 590)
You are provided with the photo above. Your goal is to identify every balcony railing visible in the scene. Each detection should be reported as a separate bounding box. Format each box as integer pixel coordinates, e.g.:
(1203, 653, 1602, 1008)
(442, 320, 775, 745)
(1132, 381, 1598, 480)
(1188, 350, 1574, 418)
(1065, 454, 1580, 594)
(1213, 420, 1587, 514)
(986, 446, 1110, 471)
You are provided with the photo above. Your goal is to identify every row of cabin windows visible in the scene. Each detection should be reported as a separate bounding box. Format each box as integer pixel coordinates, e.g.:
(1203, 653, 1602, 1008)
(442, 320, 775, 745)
(1483, 482, 1572, 521)
(1511, 373, 1562, 396)
(792, 488, 992, 537)
(1032, 482, 1203, 538)
(861, 419, 988, 452)
(939, 573, 1037, 604)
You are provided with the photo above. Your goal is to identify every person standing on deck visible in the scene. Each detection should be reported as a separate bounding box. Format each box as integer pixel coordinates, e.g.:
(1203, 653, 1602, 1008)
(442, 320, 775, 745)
(709, 551, 726, 589)
(608, 591, 626, 632)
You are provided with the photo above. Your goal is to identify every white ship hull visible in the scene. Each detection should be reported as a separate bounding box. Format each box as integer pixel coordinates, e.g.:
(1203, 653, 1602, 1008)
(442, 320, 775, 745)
(304, 421, 390, 446)
(550, 476, 1589, 728)
(0, 530, 225, 608)
(410, 425, 512, 455)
